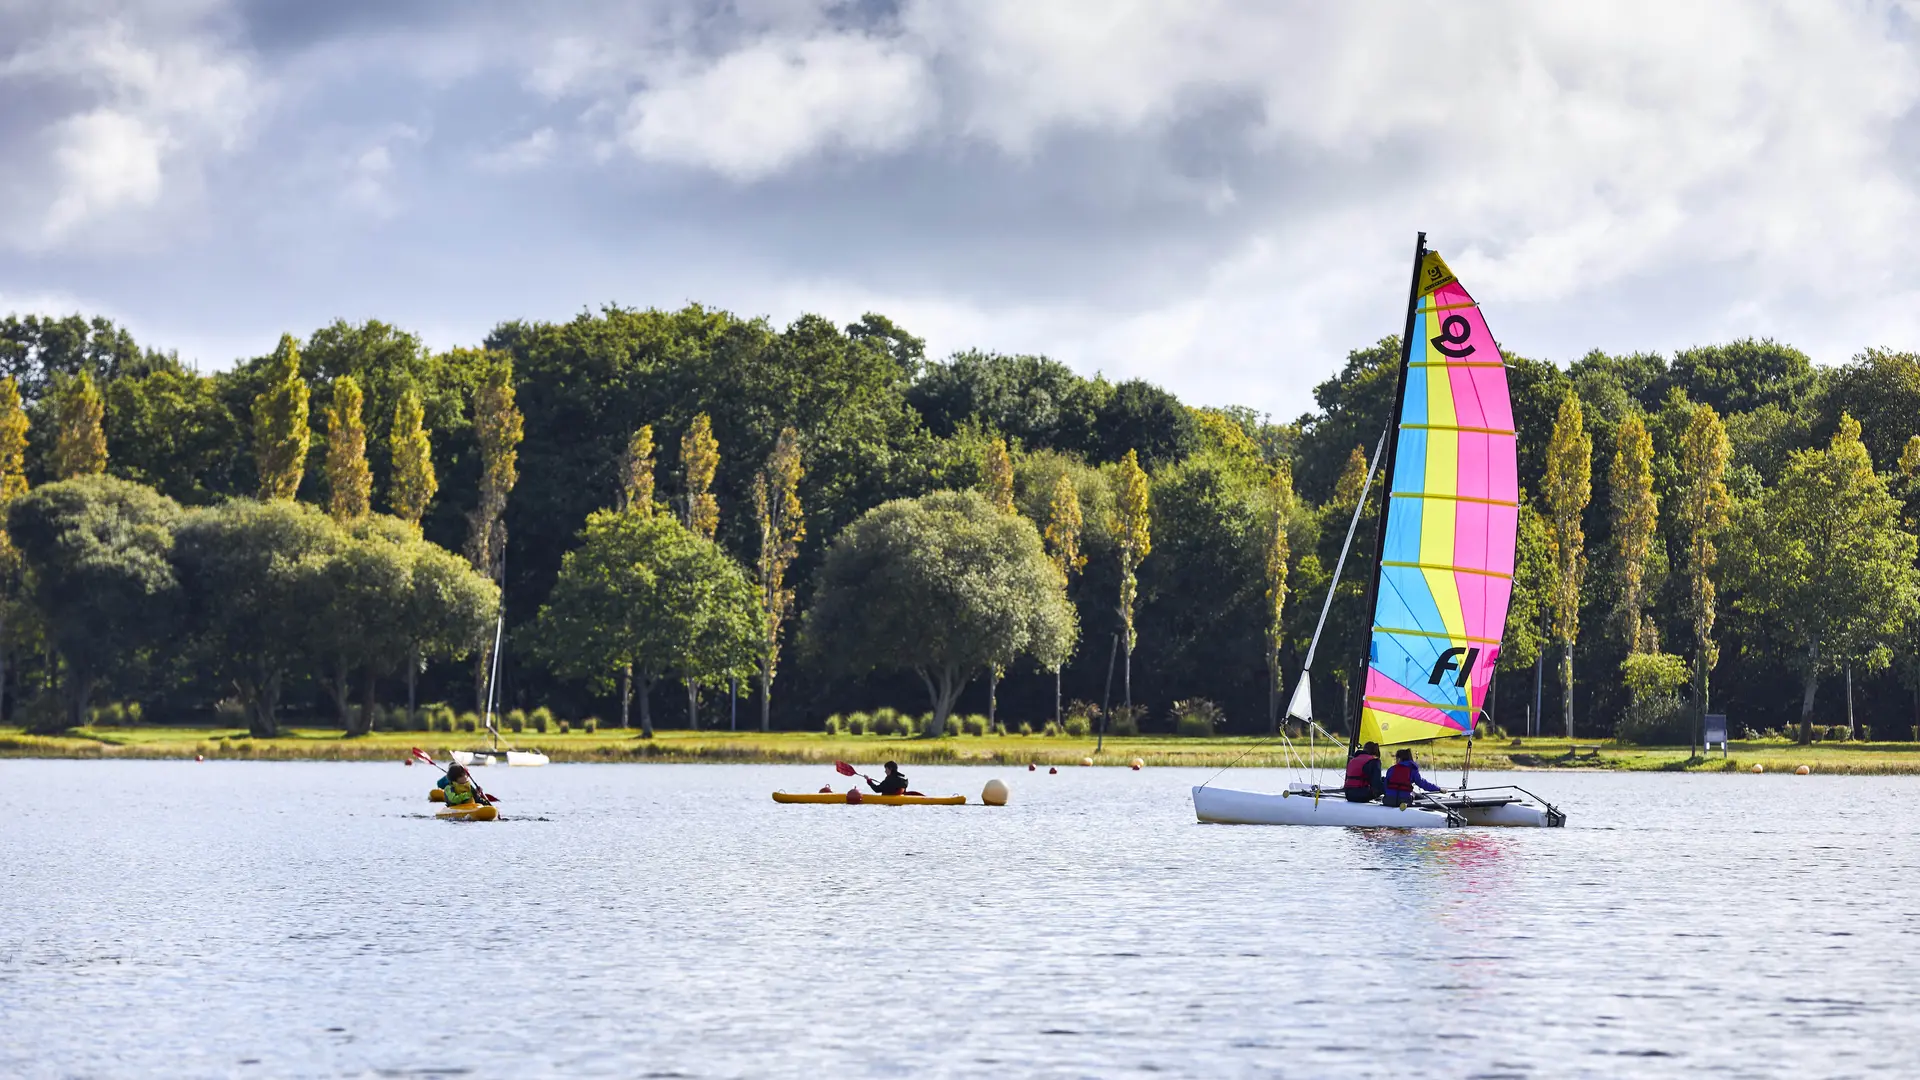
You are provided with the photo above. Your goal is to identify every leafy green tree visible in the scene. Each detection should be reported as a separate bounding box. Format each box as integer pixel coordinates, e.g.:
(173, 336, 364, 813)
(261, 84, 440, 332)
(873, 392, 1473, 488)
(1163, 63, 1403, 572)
(8, 476, 180, 731)
(1610, 411, 1659, 653)
(1675, 404, 1732, 743)
(1500, 499, 1554, 675)
(533, 510, 757, 736)
(1044, 469, 1085, 727)
(1729, 416, 1919, 743)
(680, 412, 720, 541)
(172, 499, 340, 736)
(102, 363, 238, 504)
(752, 427, 804, 731)
(403, 537, 498, 726)
(1264, 462, 1294, 732)
(325, 375, 372, 523)
(389, 389, 437, 528)
(982, 436, 1015, 515)
(1114, 449, 1151, 710)
(805, 490, 1076, 734)
(1669, 338, 1817, 417)
(252, 335, 310, 500)
(620, 425, 657, 514)
(52, 372, 107, 480)
(0, 377, 27, 718)
(464, 356, 522, 708)
(1543, 392, 1592, 738)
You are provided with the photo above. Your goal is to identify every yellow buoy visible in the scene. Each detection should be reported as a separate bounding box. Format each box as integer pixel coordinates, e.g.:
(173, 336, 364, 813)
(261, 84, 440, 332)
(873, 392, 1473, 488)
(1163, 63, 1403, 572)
(981, 779, 1010, 806)
(1751, 764, 1764, 774)
(1795, 765, 1811, 775)
(1080, 757, 1094, 767)
(1130, 757, 1144, 770)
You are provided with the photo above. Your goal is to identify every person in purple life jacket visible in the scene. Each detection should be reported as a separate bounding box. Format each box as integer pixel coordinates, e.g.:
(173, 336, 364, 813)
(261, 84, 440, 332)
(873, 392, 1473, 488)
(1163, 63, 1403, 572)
(1381, 747, 1444, 807)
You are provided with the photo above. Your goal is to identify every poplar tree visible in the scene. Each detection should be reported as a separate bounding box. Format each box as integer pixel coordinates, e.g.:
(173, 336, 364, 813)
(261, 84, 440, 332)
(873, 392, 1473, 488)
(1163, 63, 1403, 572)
(1543, 392, 1592, 738)
(1115, 449, 1152, 710)
(387, 388, 437, 728)
(52, 371, 107, 480)
(1676, 403, 1730, 748)
(983, 437, 1015, 515)
(1610, 411, 1658, 654)
(252, 334, 310, 500)
(0, 377, 28, 720)
(325, 376, 371, 523)
(752, 427, 804, 732)
(681, 413, 719, 542)
(1265, 461, 1295, 733)
(620, 425, 657, 515)
(466, 356, 523, 710)
(1044, 471, 1085, 727)
(389, 389, 437, 528)
(679, 413, 720, 726)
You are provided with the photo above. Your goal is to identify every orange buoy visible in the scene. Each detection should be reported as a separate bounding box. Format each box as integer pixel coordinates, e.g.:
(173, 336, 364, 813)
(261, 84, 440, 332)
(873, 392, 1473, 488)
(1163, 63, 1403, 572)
(1048, 767, 1058, 774)
(404, 758, 414, 766)
(1795, 765, 1811, 775)
(1080, 757, 1093, 767)
(846, 788, 865, 803)
(1130, 757, 1144, 770)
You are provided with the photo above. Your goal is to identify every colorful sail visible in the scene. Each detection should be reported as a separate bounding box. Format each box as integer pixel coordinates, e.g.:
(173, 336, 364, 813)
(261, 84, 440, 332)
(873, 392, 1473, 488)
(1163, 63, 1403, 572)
(1359, 250, 1518, 746)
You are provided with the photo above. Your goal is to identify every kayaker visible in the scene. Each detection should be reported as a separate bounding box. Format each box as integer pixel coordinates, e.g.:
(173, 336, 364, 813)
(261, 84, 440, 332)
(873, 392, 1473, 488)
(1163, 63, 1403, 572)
(442, 764, 479, 807)
(1382, 748, 1443, 807)
(867, 761, 909, 797)
(1342, 742, 1383, 803)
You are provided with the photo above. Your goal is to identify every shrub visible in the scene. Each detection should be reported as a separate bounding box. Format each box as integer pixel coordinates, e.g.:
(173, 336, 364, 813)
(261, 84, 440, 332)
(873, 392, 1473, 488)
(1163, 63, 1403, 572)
(558, 719, 571, 734)
(847, 715, 868, 736)
(506, 709, 527, 734)
(457, 712, 480, 733)
(964, 715, 988, 736)
(1826, 725, 1849, 743)
(919, 712, 933, 735)
(1018, 721, 1034, 736)
(429, 704, 457, 732)
(1043, 720, 1062, 737)
(1063, 716, 1091, 737)
(1614, 693, 1693, 746)
(582, 717, 599, 734)
(871, 707, 900, 734)
(824, 714, 843, 735)
(530, 707, 553, 733)
(1171, 698, 1224, 737)
(128, 702, 145, 724)
(1107, 705, 1143, 737)
(1859, 725, 1873, 742)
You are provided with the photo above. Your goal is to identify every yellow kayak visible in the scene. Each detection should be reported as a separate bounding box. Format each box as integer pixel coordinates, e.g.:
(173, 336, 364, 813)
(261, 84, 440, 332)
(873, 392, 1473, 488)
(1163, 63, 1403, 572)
(773, 791, 965, 805)
(435, 802, 499, 821)
(428, 788, 447, 803)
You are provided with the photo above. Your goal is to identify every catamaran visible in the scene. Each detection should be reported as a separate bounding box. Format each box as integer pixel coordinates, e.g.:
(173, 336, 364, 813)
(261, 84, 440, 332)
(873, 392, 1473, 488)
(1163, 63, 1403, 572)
(1193, 233, 1563, 828)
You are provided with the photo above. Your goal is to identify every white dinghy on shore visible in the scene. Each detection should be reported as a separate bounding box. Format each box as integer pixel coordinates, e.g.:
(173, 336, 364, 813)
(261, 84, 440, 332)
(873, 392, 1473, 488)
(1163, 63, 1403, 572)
(452, 613, 550, 768)
(1191, 234, 1564, 830)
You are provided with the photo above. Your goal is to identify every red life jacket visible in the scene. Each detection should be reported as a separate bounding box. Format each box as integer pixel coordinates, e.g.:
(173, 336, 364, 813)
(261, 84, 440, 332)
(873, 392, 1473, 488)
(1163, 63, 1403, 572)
(1385, 761, 1416, 794)
(1343, 753, 1379, 791)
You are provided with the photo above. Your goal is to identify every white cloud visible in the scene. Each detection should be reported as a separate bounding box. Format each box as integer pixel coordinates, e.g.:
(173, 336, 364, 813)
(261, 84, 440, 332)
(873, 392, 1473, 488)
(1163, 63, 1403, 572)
(0, 14, 256, 250)
(478, 127, 558, 172)
(620, 33, 933, 180)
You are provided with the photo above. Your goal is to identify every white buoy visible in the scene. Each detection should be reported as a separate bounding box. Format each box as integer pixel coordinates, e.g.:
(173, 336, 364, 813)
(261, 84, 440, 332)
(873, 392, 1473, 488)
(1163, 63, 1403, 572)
(982, 779, 1010, 806)
(1130, 757, 1144, 770)
(1751, 764, 1764, 774)
(1795, 765, 1811, 775)
(1080, 756, 1094, 767)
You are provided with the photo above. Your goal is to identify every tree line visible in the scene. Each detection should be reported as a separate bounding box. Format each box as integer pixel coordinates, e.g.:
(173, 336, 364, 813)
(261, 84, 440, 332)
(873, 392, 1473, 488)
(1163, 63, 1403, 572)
(3, 310, 1919, 744)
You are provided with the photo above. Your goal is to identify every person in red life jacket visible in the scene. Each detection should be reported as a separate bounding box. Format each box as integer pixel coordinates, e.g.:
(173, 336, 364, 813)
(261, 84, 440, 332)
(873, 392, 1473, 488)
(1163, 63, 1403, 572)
(1382, 747, 1444, 807)
(1342, 742, 1383, 802)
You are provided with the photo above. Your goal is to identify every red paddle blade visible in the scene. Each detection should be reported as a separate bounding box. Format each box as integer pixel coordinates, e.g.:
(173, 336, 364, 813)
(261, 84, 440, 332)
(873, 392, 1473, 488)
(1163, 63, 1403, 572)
(834, 761, 858, 776)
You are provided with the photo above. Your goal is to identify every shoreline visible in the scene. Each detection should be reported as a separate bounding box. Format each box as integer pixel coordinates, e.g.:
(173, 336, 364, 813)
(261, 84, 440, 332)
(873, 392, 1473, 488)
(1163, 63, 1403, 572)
(4, 727, 1920, 774)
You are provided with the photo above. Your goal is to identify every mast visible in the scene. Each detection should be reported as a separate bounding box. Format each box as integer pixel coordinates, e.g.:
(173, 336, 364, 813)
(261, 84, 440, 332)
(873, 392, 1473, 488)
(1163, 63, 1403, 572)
(1348, 231, 1427, 758)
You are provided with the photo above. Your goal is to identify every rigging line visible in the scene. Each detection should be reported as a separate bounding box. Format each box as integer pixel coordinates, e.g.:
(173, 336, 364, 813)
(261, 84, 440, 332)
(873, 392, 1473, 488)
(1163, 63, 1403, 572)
(1197, 719, 1347, 790)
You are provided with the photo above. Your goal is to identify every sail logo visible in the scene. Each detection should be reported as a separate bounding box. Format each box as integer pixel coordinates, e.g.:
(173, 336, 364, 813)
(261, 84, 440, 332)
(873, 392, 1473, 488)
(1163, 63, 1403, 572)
(1427, 646, 1480, 687)
(1432, 315, 1476, 359)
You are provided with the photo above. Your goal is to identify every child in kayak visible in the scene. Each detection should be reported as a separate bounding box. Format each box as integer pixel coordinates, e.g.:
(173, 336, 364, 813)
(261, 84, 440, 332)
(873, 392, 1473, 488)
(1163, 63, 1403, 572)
(867, 761, 909, 796)
(441, 764, 480, 806)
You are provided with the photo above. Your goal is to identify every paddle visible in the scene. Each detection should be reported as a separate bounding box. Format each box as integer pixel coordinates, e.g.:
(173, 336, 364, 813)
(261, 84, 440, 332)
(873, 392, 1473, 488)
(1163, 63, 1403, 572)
(412, 747, 499, 805)
(834, 760, 874, 783)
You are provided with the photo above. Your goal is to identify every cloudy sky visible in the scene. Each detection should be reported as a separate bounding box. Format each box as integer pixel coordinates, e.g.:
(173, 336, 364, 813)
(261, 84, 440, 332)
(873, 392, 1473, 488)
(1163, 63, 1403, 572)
(2, 1, 1918, 418)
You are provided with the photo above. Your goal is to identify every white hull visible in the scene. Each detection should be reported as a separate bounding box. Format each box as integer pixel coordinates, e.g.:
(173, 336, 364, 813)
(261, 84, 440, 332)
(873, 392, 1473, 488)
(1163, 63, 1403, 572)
(504, 751, 548, 767)
(1192, 785, 1564, 828)
(1192, 785, 1453, 827)
(449, 750, 497, 767)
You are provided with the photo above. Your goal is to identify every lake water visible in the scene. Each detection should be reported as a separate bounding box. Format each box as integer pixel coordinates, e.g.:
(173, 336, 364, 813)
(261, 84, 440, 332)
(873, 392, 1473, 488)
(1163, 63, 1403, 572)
(3, 760, 1916, 1078)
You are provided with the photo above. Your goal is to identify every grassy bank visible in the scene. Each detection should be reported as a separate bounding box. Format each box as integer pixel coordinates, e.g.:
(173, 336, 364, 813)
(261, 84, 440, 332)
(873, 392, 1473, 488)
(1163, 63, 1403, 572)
(5, 726, 1920, 773)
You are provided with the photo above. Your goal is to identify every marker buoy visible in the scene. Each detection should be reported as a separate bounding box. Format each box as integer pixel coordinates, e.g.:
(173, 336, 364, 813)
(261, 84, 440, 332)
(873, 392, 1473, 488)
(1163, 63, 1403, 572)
(981, 779, 1010, 806)
(194, 754, 204, 762)
(1027, 763, 1036, 771)
(1130, 757, 1144, 770)
(1048, 767, 1058, 774)
(404, 758, 413, 766)
(1080, 757, 1094, 767)
(846, 788, 865, 803)
(1751, 764, 1764, 774)
(1795, 765, 1811, 775)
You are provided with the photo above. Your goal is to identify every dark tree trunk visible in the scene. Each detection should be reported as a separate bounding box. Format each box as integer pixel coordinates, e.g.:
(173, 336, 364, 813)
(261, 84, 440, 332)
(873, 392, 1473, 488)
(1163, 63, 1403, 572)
(638, 675, 654, 738)
(621, 664, 632, 729)
(349, 666, 378, 737)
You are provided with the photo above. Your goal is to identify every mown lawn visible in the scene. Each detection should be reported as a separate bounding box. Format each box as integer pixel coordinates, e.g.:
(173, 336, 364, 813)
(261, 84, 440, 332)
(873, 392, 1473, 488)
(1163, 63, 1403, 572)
(4, 726, 1920, 773)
